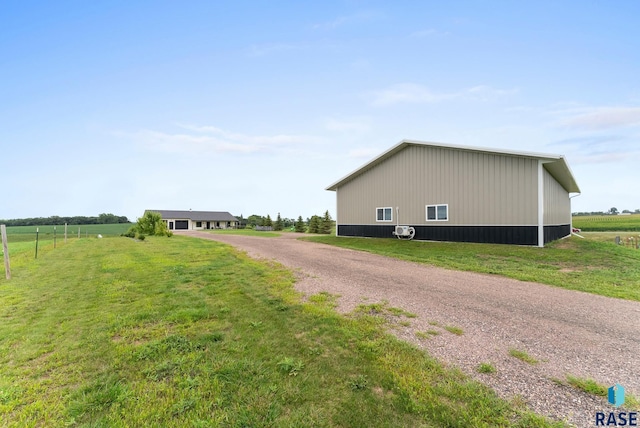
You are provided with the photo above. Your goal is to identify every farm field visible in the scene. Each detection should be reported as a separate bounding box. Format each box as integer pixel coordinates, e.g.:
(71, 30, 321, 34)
(3, 223, 132, 243)
(304, 235, 640, 301)
(572, 214, 640, 231)
(0, 236, 560, 427)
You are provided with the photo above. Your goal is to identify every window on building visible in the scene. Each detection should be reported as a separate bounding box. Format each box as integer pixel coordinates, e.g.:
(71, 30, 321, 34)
(376, 207, 393, 222)
(196, 221, 202, 227)
(426, 204, 448, 221)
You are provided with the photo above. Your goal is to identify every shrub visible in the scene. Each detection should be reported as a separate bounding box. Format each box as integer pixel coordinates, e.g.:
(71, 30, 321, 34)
(135, 211, 172, 237)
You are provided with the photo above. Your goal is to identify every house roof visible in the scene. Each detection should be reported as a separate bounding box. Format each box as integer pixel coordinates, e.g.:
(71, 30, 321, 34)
(146, 210, 239, 222)
(325, 139, 581, 193)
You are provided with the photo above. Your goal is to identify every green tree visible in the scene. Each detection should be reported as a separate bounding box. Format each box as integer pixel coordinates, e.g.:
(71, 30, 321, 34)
(320, 210, 332, 234)
(265, 215, 273, 227)
(247, 214, 264, 227)
(308, 215, 320, 234)
(274, 213, 283, 231)
(294, 216, 306, 233)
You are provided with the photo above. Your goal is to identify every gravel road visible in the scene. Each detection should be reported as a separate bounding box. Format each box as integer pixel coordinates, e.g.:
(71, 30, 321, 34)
(181, 231, 640, 427)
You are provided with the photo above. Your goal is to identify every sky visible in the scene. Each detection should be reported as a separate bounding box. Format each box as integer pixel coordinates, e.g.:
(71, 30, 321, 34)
(2, 1, 639, 221)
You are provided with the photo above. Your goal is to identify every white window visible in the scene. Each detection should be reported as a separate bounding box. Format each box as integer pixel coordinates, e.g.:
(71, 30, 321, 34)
(376, 207, 393, 222)
(426, 204, 448, 221)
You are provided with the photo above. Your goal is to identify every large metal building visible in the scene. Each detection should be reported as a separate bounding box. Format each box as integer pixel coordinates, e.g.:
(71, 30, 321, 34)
(326, 140, 581, 247)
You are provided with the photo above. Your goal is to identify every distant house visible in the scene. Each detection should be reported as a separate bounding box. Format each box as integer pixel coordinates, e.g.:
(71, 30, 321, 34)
(146, 210, 239, 231)
(326, 140, 581, 247)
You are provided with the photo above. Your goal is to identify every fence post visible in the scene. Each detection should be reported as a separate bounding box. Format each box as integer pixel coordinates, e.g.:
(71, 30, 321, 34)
(78, 227, 80, 239)
(54, 226, 57, 249)
(35, 227, 39, 259)
(1, 225, 10, 280)
(65, 223, 68, 243)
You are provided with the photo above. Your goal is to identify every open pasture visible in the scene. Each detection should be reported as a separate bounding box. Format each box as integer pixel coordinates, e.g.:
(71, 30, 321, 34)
(572, 214, 640, 231)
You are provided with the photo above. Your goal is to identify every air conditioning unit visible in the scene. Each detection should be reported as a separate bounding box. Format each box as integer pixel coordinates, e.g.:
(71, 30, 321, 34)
(393, 225, 415, 240)
(395, 225, 411, 236)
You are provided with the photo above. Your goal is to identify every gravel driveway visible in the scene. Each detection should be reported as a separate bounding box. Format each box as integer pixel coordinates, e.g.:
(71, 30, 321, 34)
(181, 231, 640, 427)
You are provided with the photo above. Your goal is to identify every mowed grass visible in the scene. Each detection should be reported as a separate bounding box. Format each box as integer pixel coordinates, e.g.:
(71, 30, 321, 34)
(0, 237, 562, 427)
(572, 214, 640, 231)
(303, 236, 640, 301)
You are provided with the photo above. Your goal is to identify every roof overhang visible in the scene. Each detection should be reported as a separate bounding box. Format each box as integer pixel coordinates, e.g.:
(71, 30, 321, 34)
(326, 139, 580, 194)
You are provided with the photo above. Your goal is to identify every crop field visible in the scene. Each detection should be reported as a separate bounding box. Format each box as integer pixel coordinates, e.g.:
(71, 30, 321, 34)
(572, 214, 640, 231)
(0, 236, 560, 427)
(3, 223, 132, 243)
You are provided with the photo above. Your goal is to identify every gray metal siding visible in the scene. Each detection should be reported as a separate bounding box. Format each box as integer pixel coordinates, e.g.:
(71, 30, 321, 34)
(337, 145, 538, 226)
(543, 167, 571, 226)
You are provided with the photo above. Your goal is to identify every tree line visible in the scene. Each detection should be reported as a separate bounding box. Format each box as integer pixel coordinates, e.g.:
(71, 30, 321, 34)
(0, 213, 130, 226)
(235, 211, 333, 234)
(573, 208, 640, 216)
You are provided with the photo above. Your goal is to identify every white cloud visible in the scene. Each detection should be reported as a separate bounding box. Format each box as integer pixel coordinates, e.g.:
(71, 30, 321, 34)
(547, 135, 639, 165)
(466, 85, 518, 100)
(555, 106, 640, 130)
(121, 125, 326, 156)
(325, 117, 372, 133)
(312, 11, 383, 30)
(370, 83, 456, 106)
(369, 83, 516, 106)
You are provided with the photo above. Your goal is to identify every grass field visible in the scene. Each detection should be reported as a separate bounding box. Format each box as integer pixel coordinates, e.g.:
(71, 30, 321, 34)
(3, 223, 132, 243)
(0, 236, 561, 427)
(572, 214, 640, 231)
(304, 235, 640, 301)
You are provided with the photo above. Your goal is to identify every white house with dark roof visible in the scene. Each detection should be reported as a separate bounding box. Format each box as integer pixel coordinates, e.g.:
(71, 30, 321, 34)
(326, 140, 581, 247)
(146, 210, 239, 231)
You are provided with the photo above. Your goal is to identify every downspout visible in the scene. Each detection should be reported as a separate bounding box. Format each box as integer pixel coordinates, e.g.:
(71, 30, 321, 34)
(335, 188, 339, 237)
(538, 160, 544, 248)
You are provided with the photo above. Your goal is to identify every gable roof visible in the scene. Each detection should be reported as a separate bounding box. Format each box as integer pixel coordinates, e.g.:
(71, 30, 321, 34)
(146, 210, 238, 222)
(326, 139, 580, 193)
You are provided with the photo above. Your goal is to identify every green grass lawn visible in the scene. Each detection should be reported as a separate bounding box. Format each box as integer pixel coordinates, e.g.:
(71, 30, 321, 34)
(0, 236, 562, 427)
(303, 236, 640, 301)
(572, 214, 640, 231)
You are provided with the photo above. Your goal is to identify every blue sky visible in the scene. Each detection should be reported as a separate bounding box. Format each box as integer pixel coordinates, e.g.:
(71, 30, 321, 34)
(2, 1, 639, 221)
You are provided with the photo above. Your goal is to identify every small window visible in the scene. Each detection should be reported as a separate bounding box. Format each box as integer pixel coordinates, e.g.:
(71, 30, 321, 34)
(376, 207, 393, 222)
(426, 204, 448, 221)
(196, 221, 202, 227)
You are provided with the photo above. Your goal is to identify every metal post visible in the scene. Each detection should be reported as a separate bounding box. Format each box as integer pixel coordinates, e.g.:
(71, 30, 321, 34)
(1, 225, 10, 280)
(65, 223, 68, 243)
(78, 227, 80, 239)
(54, 226, 57, 249)
(35, 227, 39, 259)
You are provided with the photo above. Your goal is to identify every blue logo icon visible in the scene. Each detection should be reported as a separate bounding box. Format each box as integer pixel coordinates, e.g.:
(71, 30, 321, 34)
(608, 383, 625, 407)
